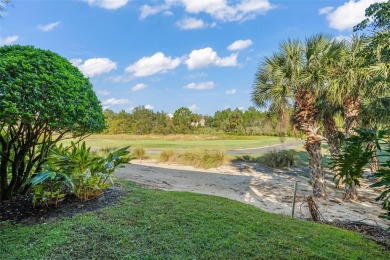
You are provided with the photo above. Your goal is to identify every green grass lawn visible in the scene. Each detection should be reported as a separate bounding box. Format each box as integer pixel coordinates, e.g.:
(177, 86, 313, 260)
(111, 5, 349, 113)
(1, 181, 388, 259)
(61, 134, 298, 150)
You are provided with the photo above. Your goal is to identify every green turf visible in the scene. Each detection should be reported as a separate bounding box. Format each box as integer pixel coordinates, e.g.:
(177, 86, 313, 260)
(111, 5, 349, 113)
(1, 181, 388, 259)
(60, 134, 298, 150)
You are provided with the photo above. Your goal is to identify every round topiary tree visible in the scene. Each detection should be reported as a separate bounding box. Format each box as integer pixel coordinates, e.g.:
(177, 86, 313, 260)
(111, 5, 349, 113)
(0, 45, 105, 200)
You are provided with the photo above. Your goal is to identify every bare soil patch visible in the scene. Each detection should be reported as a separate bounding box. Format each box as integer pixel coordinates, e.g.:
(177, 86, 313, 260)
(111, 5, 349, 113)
(0, 185, 126, 225)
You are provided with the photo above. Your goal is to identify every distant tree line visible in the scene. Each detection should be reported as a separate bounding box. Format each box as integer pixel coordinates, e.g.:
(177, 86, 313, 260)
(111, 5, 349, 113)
(103, 106, 299, 136)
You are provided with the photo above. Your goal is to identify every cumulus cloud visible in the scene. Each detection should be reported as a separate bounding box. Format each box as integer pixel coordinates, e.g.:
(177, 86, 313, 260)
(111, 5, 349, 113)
(185, 47, 238, 70)
(227, 39, 253, 51)
(37, 21, 60, 32)
(225, 89, 237, 94)
(140, 4, 168, 19)
(125, 52, 181, 77)
(96, 89, 110, 96)
(131, 83, 148, 92)
(141, 0, 274, 22)
(320, 0, 385, 31)
(145, 104, 154, 110)
(0, 35, 19, 46)
(176, 17, 207, 30)
(184, 81, 215, 90)
(86, 0, 128, 10)
(188, 104, 200, 112)
(102, 98, 129, 106)
(318, 6, 334, 15)
(71, 58, 117, 77)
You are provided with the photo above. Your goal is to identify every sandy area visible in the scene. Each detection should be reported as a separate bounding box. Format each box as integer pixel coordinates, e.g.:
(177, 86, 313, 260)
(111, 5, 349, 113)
(115, 159, 389, 228)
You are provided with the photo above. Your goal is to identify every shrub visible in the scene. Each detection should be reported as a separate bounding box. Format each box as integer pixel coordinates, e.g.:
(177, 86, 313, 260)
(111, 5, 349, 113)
(261, 149, 296, 168)
(159, 149, 176, 162)
(0, 45, 105, 201)
(132, 147, 146, 160)
(29, 142, 130, 204)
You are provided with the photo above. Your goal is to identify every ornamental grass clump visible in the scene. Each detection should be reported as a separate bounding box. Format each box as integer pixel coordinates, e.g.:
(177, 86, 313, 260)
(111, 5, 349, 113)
(177, 149, 226, 169)
(261, 149, 296, 168)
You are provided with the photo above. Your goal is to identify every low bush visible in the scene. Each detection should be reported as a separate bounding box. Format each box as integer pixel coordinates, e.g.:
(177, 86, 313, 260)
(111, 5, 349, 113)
(28, 142, 130, 205)
(261, 149, 296, 168)
(159, 149, 176, 162)
(235, 155, 262, 163)
(132, 147, 146, 160)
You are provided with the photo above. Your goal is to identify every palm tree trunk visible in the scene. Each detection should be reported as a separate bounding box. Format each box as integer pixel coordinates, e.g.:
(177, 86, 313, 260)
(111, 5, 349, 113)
(344, 182, 358, 200)
(295, 88, 326, 198)
(343, 96, 361, 138)
(323, 114, 340, 157)
(304, 132, 326, 197)
(342, 95, 361, 199)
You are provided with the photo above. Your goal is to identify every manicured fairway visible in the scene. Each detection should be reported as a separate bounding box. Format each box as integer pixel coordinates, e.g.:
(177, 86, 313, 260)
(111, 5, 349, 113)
(61, 134, 299, 150)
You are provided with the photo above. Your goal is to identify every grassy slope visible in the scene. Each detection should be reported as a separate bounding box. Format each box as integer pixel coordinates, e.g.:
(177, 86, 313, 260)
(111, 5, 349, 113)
(60, 134, 298, 150)
(1, 181, 388, 259)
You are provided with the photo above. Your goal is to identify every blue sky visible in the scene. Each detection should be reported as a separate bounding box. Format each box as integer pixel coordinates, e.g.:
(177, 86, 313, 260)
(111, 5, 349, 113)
(0, 0, 384, 115)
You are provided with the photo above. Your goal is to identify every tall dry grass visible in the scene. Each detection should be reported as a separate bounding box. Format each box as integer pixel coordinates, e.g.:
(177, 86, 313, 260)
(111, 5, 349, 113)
(159, 149, 226, 169)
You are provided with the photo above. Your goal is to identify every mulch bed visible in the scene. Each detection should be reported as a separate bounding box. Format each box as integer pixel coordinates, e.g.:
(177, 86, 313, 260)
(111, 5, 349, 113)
(0, 185, 126, 225)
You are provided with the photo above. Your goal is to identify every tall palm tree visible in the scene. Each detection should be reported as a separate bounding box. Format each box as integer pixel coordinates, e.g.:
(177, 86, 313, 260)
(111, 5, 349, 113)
(252, 35, 342, 198)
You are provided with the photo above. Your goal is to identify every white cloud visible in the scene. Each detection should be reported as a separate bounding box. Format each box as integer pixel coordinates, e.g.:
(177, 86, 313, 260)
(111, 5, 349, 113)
(131, 83, 148, 92)
(226, 89, 237, 94)
(227, 39, 253, 51)
(188, 104, 200, 112)
(71, 58, 117, 77)
(318, 6, 334, 15)
(125, 52, 181, 77)
(102, 98, 129, 106)
(0, 35, 19, 46)
(185, 47, 238, 70)
(334, 35, 352, 42)
(140, 4, 168, 19)
(96, 89, 110, 96)
(176, 17, 207, 30)
(37, 21, 60, 32)
(86, 0, 128, 10)
(320, 0, 386, 31)
(145, 104, 154, 110)
(142, 0, 274, 22)
(184, 81, 215, 90)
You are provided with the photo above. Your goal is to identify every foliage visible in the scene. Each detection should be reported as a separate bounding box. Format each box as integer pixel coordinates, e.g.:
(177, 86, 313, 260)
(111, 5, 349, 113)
(159, 149, 175, 162)
(331, 129, 385, 191)
(28, 170, 73, 206)
(371, 140, 390, 220)
(261, 149, 296, 168)
(1, 181, 388, 259)
(29, 142, 129, 204)
(131, 147, 146, 160)
(0, 45, 105, 200)
(103, 106, 299, 137)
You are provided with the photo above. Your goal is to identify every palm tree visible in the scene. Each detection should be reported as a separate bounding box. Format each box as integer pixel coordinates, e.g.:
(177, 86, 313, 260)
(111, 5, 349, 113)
(252, 35, 342, 198)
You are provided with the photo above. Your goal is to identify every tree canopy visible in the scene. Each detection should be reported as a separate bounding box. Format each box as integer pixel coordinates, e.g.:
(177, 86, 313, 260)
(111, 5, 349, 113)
(0, 45, 105, 200)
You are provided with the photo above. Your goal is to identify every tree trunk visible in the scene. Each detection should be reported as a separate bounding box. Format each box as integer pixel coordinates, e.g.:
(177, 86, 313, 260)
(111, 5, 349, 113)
(344, 182, 358, 200)
(304, 133, 326, 197)
(343, 96, 361, 138)
(322, 114, 340, 157)
(294, 88, 326, 198)
(370, 149, 380, 173)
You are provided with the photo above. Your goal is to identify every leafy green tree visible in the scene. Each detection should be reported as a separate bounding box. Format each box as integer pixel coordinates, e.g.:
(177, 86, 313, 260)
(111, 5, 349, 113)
(172, 107, 193, 134)
(0, 45, 105, 200)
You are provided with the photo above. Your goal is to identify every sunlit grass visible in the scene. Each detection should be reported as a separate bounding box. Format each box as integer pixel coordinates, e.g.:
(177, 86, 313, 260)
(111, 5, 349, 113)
(1, 181, 388, 259)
